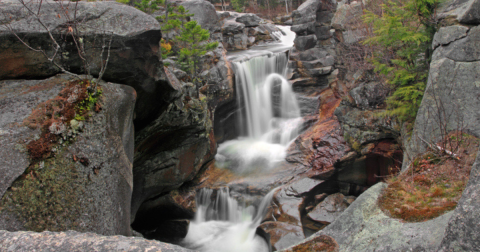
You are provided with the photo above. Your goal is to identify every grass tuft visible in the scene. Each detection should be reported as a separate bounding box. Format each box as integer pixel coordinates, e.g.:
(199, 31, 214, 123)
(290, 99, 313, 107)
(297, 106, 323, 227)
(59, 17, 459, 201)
(378, 132, 479, 222)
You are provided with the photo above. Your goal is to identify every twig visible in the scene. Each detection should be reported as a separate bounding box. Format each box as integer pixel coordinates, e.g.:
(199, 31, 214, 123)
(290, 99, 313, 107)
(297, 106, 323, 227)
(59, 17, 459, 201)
(418, 135, 459, 160)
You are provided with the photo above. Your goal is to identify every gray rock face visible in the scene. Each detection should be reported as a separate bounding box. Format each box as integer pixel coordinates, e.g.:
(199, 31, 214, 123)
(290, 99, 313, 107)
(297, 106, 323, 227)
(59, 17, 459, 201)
(404, 27, 480, 170)
(131, 86, 215, 223)
(0, 74, 135, 235)
(438, 150, 480, 251)
(432, 25, 480, 62)
(307, 193, 348, 224)
(0, 1, 166, 123)
(235, 13, 262, 27)
(291, 22, 316, 36)
(222, 20, 246, 33)
(348, 82, 389, 110)
(335, 105, 399, 145)
(0, 230, 195, 252)
(432, 25, 470, 49)
(437, 0, 480, 24)
(291, 0, 323, 25)
(294, 35, 318, 51)
(331, 1, 365, 44)
(180, 0, 221, 33)
(304, 183, 453, 251)
(219, 12, 281, 50)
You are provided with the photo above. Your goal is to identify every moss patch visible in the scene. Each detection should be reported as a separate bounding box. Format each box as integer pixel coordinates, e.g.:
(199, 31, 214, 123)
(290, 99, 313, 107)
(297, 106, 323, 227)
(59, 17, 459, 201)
(284, 235, 338, 252)
(379, 132, 480, 222)
(23, 79, 102, 160)
(0, 149, 85, 232)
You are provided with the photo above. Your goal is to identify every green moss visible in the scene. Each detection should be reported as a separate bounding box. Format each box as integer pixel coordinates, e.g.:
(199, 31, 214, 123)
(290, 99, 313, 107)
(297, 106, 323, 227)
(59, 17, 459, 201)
(344, 131, 362, 152)
(0, 149, 85, 232)
(75, 86, 102, 121)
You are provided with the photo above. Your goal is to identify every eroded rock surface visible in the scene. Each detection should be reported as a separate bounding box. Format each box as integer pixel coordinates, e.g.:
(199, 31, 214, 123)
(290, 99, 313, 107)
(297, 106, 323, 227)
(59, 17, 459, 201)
(0, 75, 135, 235)
(294, 183, 453, 251)
(403, 4, 480, 170)
(438, 150, 480, 251)
(0, 230, 195, 252)
(0, 1, 167, 123)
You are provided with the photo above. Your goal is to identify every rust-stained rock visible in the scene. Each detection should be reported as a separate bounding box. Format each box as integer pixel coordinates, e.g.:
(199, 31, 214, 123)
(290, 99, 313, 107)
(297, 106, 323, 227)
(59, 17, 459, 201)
(0, 74, 135, 235)
(280, 234, 339, 252)
(307, 193, 348, 224)
(259, 221, 306, 251)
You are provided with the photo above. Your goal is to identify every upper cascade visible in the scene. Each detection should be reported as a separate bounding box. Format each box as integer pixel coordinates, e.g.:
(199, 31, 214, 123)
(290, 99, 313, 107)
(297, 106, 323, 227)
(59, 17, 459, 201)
(216, 26, 301, 174)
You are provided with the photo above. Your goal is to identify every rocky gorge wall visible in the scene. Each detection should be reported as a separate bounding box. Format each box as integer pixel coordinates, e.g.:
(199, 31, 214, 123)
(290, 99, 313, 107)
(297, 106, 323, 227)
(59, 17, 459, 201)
(0, 0, 232, 239)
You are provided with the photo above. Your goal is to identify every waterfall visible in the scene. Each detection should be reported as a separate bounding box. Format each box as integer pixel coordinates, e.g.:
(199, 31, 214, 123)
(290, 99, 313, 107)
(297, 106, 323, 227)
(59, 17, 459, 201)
(180, 26, 298, 252)
(181, 188, 275, 252)
(216, 37, 302, 174)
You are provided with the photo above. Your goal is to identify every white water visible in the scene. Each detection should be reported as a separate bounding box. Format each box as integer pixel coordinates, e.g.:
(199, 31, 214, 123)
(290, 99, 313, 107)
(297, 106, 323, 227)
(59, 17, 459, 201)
(181, 26, 298, 252)
(182, 188, 275, 252)
(216, 26, 302, 174)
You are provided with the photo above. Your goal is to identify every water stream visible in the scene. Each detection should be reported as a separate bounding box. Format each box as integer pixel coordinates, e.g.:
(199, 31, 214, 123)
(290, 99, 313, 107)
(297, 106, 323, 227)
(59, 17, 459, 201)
(181, 26, 298, 252)
(216, 26, 301, 174)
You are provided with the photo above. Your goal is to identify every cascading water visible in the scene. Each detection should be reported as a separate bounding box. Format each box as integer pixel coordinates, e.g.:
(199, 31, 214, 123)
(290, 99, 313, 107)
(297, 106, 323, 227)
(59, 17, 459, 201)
(216, 26, 302, 174)
(181, 188, 275, 252)
(181, 26, 298, 252)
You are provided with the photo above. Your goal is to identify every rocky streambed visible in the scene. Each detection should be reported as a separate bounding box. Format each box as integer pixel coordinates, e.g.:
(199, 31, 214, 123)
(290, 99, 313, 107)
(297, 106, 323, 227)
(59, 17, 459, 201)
(1, 0, 480, 251)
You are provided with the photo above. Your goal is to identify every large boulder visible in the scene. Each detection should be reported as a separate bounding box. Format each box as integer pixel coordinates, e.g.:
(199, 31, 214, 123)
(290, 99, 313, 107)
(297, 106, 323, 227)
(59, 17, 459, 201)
(437, 0, 480, 25)
(0, 1, 167, 124)
(299, 183, 453, 251)
(235, 13, 262, 27)
(294, 35, 318, 51)
(131, 81, 216, 223)
(291, 0, 323, 25)
(0, 74, 135, 235)
(403, 24, 480, 170)
(331, 1, 365, 44)
(180, 0, 221, 33)
(0, 230, 195, 252)
(307, 193, 348, 224)
(438, 150, 480, 251)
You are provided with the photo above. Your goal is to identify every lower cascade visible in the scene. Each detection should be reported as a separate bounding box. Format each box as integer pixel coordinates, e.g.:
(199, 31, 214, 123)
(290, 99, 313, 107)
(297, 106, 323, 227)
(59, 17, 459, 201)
(181, 188, 275, 252)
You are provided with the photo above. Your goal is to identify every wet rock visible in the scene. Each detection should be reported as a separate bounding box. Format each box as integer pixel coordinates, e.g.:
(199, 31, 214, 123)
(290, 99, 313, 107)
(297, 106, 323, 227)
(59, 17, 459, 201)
(0, 75, 135, 235)
(291, 22, 316, 36)
(438, 150, 480, 251)
(296, 95, 320, 116)
(0, 230, 195, 252)
(0, 1, 166, 123)
(145, 219, 190, 243)
(290, 47, 330, 62)
(286, 177, 324, 197)
(272, 186, 304, 226)
(259, 222, 305, 251)
(132, 94, 215, 222)
(307, 193, 348, 224)
(294, 35, 318, 51)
